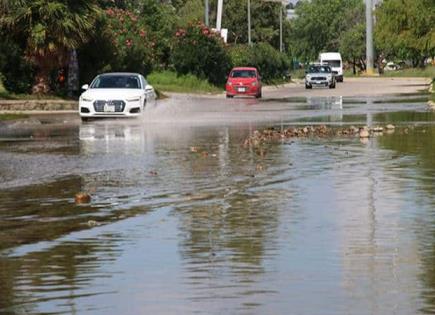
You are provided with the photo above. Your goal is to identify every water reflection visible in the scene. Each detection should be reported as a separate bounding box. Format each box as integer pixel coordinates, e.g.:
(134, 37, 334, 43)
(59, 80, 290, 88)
(1, 102, 435, 314)
(377, 126, 435, 314)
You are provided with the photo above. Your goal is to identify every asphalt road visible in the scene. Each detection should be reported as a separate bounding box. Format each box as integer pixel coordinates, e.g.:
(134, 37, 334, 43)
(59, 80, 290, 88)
(0, 77, 430, 116)
(263, 77, 430, 98)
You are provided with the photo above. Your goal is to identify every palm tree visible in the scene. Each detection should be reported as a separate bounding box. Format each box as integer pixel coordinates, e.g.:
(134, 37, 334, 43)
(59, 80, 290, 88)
(0, 0, 101, 94)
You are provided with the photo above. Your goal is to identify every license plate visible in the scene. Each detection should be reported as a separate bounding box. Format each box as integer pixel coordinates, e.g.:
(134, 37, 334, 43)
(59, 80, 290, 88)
(104, 104, 115, 112)
(237, 87, 246, 92)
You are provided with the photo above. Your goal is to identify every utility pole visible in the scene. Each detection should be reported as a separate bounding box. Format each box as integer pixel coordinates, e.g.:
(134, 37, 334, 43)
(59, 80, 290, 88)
(216, 0, 223, 31)
(279, 4, 283, 52)
(365, 0, 375, 75)
(205, 0, 209, 26)
(248, 0, 252, 45)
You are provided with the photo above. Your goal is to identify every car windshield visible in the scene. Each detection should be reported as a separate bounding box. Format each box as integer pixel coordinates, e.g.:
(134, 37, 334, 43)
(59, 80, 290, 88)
(308, 66, 332, 73)
(91, 75, 141, 89)
(231, 70, 257, 78)
(323, 60, 341, 68)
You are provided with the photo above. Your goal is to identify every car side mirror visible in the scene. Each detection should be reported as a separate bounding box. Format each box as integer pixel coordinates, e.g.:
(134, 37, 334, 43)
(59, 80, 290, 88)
(145, 84, 154, 92)
(81, 84, 89, 90)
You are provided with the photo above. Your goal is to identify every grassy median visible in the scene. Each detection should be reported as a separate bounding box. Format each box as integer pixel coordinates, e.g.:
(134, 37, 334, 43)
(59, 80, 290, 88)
(431, 79, 435, 102)
(344, 65, 435, 78)
(147, 71, 222, 94)
(0, 113, 29, 121)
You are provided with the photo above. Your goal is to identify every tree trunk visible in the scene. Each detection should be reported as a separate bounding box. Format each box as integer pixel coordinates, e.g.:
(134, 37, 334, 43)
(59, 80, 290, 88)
(67, 49, 79, 98)
(419, 56, 426, 68)
(358, 58, 366, 72)
(353, 58, 356, 75)
(377, 53, 384, 75)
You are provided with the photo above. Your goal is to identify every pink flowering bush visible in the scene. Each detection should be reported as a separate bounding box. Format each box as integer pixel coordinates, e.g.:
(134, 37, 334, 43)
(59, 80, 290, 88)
(104, 8, 154, 74)
(171, 21, 231, 85)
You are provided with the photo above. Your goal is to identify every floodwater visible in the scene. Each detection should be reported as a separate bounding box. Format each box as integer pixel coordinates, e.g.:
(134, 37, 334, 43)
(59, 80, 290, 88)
(1, 94, 435, 314)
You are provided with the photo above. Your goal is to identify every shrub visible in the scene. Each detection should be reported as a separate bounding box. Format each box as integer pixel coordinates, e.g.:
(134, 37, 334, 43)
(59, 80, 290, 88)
(0, 35, 34, 94)
(171, 22, 232, 86)
(229, 43, 292, 83)
(79, 8, 155, 84)
(105, 8, 154, 73)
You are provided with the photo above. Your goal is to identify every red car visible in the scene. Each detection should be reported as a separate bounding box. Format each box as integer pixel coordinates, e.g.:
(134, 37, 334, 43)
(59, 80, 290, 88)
(225, 67, 262, 98)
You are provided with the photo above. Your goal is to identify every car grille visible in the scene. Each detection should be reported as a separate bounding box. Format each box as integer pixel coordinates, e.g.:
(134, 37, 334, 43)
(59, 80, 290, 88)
(311, 77, 327, 81)
(93, 100, 125, 112)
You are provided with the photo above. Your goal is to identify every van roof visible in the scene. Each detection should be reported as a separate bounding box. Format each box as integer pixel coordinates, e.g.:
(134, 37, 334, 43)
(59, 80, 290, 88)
(320, 52, 342, 59)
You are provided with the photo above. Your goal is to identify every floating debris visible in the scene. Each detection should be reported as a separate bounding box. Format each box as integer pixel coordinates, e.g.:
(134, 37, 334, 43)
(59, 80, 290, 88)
(359, 128, 370, 138)
(242, 124, 403, 147)
(244, 125, 363, 147)
(87, 220, 100, 227)
(75, 192, 91, 204)
(371, 126, 384, 132)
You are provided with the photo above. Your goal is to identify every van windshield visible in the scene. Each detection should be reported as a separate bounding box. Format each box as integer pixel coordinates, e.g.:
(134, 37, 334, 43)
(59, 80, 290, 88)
(324, 60, 341, 68)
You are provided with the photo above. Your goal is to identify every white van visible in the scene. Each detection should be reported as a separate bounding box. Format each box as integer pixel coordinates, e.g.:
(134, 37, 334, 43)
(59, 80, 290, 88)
(319, 52, 343, 82)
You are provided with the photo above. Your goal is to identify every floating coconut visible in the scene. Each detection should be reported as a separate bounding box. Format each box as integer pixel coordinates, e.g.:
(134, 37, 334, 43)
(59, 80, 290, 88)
(75, 192, 91, 204)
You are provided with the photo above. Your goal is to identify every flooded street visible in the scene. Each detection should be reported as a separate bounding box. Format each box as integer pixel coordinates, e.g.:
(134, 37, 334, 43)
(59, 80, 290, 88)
(1, 93, 435, 314)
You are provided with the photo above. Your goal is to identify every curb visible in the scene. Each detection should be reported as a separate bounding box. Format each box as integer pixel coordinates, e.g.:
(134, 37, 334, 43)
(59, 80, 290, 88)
(0, 100, 78, 111)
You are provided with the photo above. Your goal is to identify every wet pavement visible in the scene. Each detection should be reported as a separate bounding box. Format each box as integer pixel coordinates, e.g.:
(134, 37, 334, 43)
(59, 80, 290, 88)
(1, 93, 435, 314)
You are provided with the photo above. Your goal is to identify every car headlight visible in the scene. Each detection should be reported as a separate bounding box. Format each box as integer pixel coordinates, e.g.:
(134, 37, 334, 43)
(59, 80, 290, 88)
(227, 82, 232, 86)
(81, 96, 93, 102)
(306, 75, 311, 80)
(251, 81, 257, 86)
(126, 97, 141, 102)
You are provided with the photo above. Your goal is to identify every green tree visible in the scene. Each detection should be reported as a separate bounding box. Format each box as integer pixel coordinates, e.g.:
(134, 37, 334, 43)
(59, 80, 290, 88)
(78, 7, 154, 84)
(229, 43, 291, 82)
(288, 0, 363, 62)
(171, 21, 231, 85)
(176, 0, 204, 27)
(220, 0, 291, 50)
(375, 0, 435, 67)
(0, 0, 101, 94)
(339, 24, 366, 74)
(78, 0, 177, 84)
(132, 0, 178, 69)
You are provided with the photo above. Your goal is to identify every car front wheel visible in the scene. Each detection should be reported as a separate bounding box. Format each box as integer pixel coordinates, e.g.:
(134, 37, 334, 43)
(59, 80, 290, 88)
(305, 84, 312, 89)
